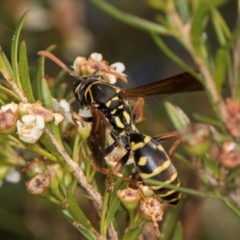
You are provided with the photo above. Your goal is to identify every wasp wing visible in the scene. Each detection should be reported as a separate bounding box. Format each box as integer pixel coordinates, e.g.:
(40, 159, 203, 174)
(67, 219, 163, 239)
(123, 72, 203, 98)
(87, 109, 107, 168)
(132, 97, 145, 124)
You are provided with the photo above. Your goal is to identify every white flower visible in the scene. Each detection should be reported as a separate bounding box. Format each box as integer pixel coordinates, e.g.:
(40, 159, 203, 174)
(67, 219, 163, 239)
(52, 98, 70, 124)
(110, 62, 125, 74)
(59, 99, 70, 112)
(1, 102, 18, 113)
(78, 107, 92, 118)
(5, 168, 21, 183)
(17, 115, 45, 144)
(90, 52, 103, 62)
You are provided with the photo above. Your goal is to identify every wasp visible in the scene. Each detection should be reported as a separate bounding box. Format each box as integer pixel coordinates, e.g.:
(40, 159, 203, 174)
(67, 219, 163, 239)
(38, 51, 203, 205)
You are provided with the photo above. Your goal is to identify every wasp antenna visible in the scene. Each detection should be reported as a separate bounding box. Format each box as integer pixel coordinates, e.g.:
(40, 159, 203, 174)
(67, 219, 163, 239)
(37, 51, 82, 80)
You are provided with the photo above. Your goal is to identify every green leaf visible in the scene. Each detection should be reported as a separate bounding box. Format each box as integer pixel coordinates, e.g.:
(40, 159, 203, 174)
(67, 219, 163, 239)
(193, 113, 223, 127)
(122, 226, 142, 240)
(211, 9, 231, 46)
(104, 165, 132, 227)
(0, 85, 19, 101)
(0, 47, 15, 83)
(191, 1, 208, 58)
(165, 102, 190, 130)
(19, 41, 35, 102)
(172, 222, 183, 240)
(176, 0, 189, 23)
(146, 0, 167, 10)
(161, 202, 182, 240)
(62, 209, 96, 240)
(36, 55, 62, 144)
(66, 191, 93, 229)
(11, 10, 30, 87)
(89, 0, 171, 35)
(36, 56, 53, 108)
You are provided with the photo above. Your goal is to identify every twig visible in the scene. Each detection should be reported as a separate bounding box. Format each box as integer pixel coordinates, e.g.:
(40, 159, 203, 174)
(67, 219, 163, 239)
(167, 1, 228, 122)
(44, 128, 103, 207)
(0, 70, 27, 103)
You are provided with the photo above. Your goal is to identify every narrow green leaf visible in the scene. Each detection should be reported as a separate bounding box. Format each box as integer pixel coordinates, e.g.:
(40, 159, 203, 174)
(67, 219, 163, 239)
(19, 41, 35, 102)
(89, 0, 172, 35)
(165, 102, 190, 130)
(191, 1, 208, 58)
(11, 10, 30, 87)
(193, 113, 223, 127)
(36, 56, 53, 108)
(176, 0, 189, 23)
(104, 165, 132, 227)
(211, 9, 231, 46)
(62, 209, 96, 240)
(0, 84, 19, 101)
(0, 47, 15, 83)
(66, 191, 93, 229)
(122, 226, 142, 240)
(172, 222, 183, 240)
(36, 56, 62, 144)
(146, 0, 167, 10)
(161, 202, 182, 240)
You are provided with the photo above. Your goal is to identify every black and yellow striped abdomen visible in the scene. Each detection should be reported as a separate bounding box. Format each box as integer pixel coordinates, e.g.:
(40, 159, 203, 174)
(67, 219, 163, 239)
(130, 133, 181, 206)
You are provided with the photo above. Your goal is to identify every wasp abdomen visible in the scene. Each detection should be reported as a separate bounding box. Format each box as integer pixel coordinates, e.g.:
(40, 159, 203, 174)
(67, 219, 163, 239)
(129, 133, 181, 205)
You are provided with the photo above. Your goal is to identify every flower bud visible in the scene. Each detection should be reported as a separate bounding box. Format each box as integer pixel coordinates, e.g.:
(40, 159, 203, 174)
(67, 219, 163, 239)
(139, 185, 154, 198)
(1, 102, 18, 113)
(5, 168, 21, 183)
(116, 187, 141, 211)
(180, 123, 211, 156)
(0, 109, 18, 134)
(219, 142, 240, 169)
(27, 101, 53, 122)
(22, 158, 47, 178)
(26, 173, 50, 195)
(17, 114, 45, 143)
(73, 52, 127, 83)
(139, 197, 164, 222)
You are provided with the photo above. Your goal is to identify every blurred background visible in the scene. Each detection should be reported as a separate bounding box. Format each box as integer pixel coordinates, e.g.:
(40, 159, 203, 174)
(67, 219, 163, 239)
(0, 0, 240, 239)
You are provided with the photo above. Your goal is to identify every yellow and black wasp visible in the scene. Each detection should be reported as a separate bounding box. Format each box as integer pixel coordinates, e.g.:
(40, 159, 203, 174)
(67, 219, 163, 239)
(38, 51, 203, 205)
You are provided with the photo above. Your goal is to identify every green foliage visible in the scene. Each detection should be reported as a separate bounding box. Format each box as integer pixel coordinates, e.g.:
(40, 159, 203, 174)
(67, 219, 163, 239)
(1, 1, 240, 239)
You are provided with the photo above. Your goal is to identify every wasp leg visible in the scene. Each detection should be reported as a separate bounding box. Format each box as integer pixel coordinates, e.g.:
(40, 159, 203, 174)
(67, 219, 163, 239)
(152, 131, 181, 158)
(72, 112, 93, 125)
(152, 131, 178, 142)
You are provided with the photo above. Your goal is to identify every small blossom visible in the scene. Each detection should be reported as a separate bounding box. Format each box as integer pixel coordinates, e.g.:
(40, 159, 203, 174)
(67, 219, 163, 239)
(52, 98, 70, 124)
(117, 187, 141, 211)
(27, 101, 54, 122)
(17, 115, 45, 143)
(219, 142, 240, 169)
(226, 113, 240, 137)
(139, 197, 164, 222)
(0, 109, 18, 134)
(110, 62, 125, 74)
(53, 113, 64, 125)
(5, 168, 21, 183)
(22, 158, 47, 178)
(90, 52, 103, 62)
(18, 102, 31, 116)
(72, 52, 127, 83)
(139, 185, 154, 198)
(226, 98, 240, 116)
(26, 173, 50, 194)
(180, 123, 211, 156)
(1, 102, 18, 113)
